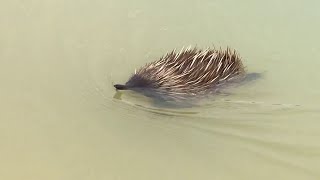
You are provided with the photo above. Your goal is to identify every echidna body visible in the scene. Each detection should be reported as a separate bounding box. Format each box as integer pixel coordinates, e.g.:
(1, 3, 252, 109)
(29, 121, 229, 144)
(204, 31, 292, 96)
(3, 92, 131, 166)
(114, 47, 246, 100)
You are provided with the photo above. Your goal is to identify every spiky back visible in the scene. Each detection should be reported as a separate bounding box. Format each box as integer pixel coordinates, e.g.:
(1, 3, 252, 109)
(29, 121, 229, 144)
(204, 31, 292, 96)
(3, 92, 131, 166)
(126, 47, 246, 96)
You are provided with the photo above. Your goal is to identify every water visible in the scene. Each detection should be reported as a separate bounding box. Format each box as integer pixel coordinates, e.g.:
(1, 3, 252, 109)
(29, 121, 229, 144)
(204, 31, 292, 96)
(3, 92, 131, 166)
(1, 0, 320, 179)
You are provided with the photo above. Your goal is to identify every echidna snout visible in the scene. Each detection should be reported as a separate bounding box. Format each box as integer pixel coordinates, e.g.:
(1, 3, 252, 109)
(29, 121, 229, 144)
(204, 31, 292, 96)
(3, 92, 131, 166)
(114, 84, 127, 90)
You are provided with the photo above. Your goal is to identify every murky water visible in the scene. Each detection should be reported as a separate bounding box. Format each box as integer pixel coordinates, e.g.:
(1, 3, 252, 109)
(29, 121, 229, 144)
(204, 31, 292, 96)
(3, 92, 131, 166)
(1, 0, 320, 179)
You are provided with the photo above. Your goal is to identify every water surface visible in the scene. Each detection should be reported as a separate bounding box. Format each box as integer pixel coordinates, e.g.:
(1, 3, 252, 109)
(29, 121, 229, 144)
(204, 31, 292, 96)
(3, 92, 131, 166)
(1, 0, 320, 179)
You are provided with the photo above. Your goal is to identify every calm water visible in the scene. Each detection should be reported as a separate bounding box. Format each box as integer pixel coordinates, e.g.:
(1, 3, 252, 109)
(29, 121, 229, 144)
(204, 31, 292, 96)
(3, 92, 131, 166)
(1, 0, 320, 179)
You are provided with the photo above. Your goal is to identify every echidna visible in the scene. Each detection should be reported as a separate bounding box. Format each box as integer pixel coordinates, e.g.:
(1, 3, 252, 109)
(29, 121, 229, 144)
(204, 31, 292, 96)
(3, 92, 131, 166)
(114, 46, 248, 101)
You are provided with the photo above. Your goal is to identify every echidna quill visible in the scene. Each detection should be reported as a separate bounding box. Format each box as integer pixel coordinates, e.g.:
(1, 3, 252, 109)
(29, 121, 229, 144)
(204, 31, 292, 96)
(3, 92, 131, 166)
(114, 47, 256, 101)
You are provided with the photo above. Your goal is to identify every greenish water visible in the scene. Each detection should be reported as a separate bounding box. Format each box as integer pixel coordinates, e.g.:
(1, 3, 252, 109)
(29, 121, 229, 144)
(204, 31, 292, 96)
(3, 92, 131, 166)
(1, 0, 320, 179)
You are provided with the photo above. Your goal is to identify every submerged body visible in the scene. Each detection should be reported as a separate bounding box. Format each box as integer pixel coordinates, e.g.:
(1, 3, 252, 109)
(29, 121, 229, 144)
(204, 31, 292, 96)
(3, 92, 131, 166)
(114, 47, 248, 101)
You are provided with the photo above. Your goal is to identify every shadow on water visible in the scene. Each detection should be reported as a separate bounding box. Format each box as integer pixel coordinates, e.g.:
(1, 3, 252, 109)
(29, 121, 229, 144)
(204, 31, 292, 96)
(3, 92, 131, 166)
(113, 91, 199, 116)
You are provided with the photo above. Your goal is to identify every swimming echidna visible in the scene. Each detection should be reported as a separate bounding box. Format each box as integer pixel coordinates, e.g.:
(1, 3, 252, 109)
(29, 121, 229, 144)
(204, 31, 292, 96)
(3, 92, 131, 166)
(114, 47, 251, 101)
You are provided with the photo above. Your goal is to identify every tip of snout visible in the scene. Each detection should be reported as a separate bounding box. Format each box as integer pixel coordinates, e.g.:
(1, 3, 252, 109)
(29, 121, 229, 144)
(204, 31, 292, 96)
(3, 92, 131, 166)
(114, 84, 128, 90)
